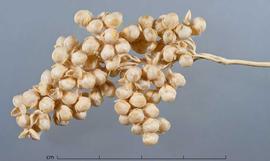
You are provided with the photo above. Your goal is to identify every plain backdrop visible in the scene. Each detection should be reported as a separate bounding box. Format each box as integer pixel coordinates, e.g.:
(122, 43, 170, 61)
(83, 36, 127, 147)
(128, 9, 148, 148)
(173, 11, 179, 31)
(1, 0, 270, 161)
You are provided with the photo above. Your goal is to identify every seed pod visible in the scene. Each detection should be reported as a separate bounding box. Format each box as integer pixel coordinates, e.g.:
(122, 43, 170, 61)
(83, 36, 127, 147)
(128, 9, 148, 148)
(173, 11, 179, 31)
(159, 84, 177, 102)
(51, 64, 68, 80)
(40, 70, 53, 85)
(93, 69, 107, 85)
(138, 15, 154, 29)
(64, 36, 78, 52)
(143, 28, 158, 42)
(86, 19, 104, 34)
(100, 81, 115, 97)
(115, 85, 133, 99)
(131, 124, 142, 135)
(52, 47, 68, 64)
(59, 78, 76, 91)
(142, 133, 159, 145)
(22, 89, 40, 108)
(128, 109, 145, 124)
(153, 71, 166, 87)
(144, 65, 160, 80)
(48, 87, 63, 100)
(162, 12, 179, 29)
(125, 66, 142, 82)
(89, 89, 103, 107)
(74, 10, 93, 27)
(142, 118, 160, 133)
(16, 114, 30, 128)
(103, 12, 123, 28)
(74, 111, 87, 120)
(61, 90, 79, 105)
(56, 105, 73, 121)
(162, 45, 176, 62)
(13, 95, 23, 108)
(115, 38, 131, 53)
(118, 115, 130, 125)
(158, 117, 171, 133)
(38, 114, 51, 131)
(191, 17, 206, 35)
(78, 72, 96, 89)
(104, 28, 119, 44)
(145, 90, 161, 104)
(114, 99, 131, 115)
(82, 36, 100, 54)
(129, 92, 147, 108)
(167, 72, 186, 88)
(71, 51, 87, 66)
(39, 96, 55, 113)
(100, 44, 115, 60)
(121, 25, 140, 42)
(175, 24, 192, 40)
(55, 36, 65, 48)
(143, 103, 159, 118)
(162, 30, 176, 44)
(75, 96, 91, 112)
(179, 54, 193, 67)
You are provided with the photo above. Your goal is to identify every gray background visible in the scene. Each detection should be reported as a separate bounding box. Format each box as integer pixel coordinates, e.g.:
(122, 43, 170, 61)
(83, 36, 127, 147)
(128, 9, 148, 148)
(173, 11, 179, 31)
(1, 0, 270, 161)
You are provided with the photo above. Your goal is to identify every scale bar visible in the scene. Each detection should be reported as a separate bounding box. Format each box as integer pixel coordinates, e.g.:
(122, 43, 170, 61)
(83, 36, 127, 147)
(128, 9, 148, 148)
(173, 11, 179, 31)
(56, 155, 227, 160)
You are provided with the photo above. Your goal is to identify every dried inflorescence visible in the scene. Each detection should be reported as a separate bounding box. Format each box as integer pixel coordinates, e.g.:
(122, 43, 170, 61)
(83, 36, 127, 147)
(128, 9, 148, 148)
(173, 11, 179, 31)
(11, 10, 270, 145)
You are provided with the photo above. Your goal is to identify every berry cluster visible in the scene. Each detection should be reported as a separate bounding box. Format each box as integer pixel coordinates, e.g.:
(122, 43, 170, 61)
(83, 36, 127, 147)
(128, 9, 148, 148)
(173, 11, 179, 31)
(11, 10, 206, 144)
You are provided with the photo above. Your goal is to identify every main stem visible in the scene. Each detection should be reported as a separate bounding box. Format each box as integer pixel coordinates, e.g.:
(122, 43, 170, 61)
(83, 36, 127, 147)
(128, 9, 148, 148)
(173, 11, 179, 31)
(194, 53, 270, 68)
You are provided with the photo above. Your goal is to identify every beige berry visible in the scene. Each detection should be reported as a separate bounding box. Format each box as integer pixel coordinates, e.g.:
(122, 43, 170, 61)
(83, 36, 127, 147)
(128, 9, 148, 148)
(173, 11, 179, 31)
(191, 17, 206, 35)
(129, 92, 147, 108)
(75, 96, 91, 112)
(121, 25, 140, 42)
(131, 124, 142, 135)
(51, 64, 68, 80)
(179, 54, 193, 67)
(87, 19, 104, 34)
(100, 44, 115, 60)
(159, 84, 177, 102)
(118, 115, 130, 125)
(162, 45, 176, 62)
(52, 47, 68, 64)
(142, 118, 160, 133)
(64, 36, 78, 52)
(56, 105, 73, 121)
(93, 69, 107, 85)
(168, 72, 186, 88)
(16, 114, 30, 128)
(74, 10, 93, 27)
(114, 100, 131, 115)
(40, 70, 53, 85)
(115, 85, 133, 99)
(115, 38, 131, 53)
(39, 96, 55, 113)
(143, 28, 158, 42)
(125, 66, 142, 82)
(143, 103, 159, 118)
(142, 133, 159, 145)
(162, 12, 179, 29)
(61, 91, 78, 105)
(158, 117, 171, 133)
(78, 72, 96, 89)
(22, 89, 39, 108)
(128, 109, 145, 124)
(104, 28, 119, 44)
(104, 12, 123, 28)
(162, 30, 176, 44)
(59, 78, 76, 91)
(82, 36, 100, 54)
(138, 15, 154, 29)
(74, 111, 87, 120)
(89, 89, 103, 106)
(175, 24, 192, 40)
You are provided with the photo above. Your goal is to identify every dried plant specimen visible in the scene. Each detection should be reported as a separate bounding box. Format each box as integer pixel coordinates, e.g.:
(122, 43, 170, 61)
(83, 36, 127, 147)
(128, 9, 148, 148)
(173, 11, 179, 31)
(10, 10, 270, 145)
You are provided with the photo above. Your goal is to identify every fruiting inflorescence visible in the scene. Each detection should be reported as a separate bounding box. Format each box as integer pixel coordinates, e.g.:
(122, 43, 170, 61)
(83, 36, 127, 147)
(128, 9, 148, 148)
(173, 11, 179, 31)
(11, 10, 270, 145)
